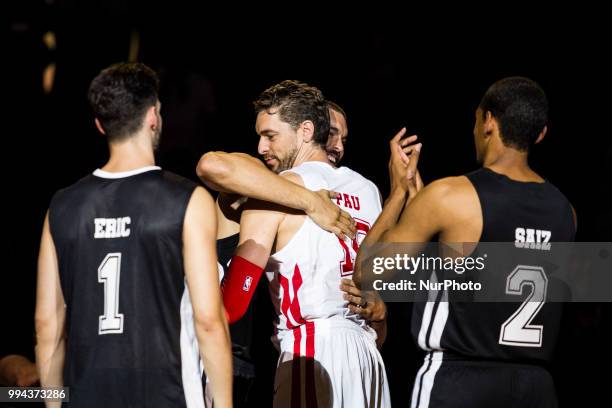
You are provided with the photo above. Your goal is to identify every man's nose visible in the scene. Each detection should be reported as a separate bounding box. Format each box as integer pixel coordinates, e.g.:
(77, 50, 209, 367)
(258, 137, 268, 155)
(332, 139, 343, 152)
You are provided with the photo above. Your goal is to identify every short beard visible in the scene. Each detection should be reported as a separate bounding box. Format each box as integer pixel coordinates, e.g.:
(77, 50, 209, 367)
(275, 145, 299, 173)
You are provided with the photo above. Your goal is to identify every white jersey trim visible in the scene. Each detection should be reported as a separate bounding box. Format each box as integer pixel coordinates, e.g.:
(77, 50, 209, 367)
(179, 284, 204, 408)
(411, 351, 443, 408)
(417, 271, 450, 351)
(93, 166, 161, 179)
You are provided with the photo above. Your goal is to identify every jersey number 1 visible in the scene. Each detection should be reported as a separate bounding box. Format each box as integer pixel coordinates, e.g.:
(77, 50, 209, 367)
(98, 253, 124, 335)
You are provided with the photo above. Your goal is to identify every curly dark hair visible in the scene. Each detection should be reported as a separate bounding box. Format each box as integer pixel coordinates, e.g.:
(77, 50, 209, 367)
(479, 77, 548, 152)
(253, 80, 330, 146)
(87, 62, 159, 142)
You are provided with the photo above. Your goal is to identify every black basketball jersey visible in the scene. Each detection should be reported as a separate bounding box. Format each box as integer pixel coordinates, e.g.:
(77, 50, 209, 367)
(48, 167, 203, 407)
(412, 167, 575, 363)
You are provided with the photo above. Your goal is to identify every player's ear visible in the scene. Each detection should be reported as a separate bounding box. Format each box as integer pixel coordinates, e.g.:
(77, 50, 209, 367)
(483, 111, 496, 139)
(94, 118, 106, 135)
(144, 105, 158, 131)
(300, 120, 315, 143)
(535, 125, 547, 144)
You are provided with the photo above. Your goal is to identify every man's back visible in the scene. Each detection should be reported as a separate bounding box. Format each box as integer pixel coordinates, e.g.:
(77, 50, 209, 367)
(269, 161, 382, 332)
(49, 166, 202, 407)
(413, 167, 576, 362)
(261, 161, 390, 407)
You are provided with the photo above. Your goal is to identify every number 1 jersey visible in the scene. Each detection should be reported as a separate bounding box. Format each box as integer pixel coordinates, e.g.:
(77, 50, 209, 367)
(48, 167, 204, 408)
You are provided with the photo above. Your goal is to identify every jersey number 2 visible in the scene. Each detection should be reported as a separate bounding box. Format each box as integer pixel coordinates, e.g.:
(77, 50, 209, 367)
(98, 253, 124, 335)
(337, 218, 371, 276)
(499, 265, 548, 347)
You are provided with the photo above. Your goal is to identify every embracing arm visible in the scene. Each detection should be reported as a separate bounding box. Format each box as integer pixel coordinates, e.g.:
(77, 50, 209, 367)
(197, 151, 355, 239)
(220, 173, 297, 323)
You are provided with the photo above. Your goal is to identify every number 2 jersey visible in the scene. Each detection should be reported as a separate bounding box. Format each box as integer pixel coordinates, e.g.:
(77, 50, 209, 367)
(412, 167, 576, 363)
(48, 166, 204, 408)
(267, 162, 382, 338)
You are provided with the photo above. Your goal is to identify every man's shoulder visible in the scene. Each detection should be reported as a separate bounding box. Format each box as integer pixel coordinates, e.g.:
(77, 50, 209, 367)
(281, 162, 329, 190)
(279, 170, 305, 186)
(427, 175, 473, 194)
(284, 161, 329, 176)
(340, 165, 379, 190)
(422, 176, 478, 210)
(50, 173, 97, 205)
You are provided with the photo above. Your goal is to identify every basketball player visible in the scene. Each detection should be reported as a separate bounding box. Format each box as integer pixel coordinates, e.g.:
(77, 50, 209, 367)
(196, 101, 355, 406)
(359, 77, 576, 408)
(219, 80, 390, 407)
(325, 101, 349, 166)
(35, 63, 232, 408)
(197, 100, 355, 241)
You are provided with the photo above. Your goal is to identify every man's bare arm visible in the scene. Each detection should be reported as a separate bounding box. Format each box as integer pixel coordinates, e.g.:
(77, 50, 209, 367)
(220, 172, 291, 323)
(35, 213, 65, 408)
(381, 176, 478, 244)
(197, 151, 355, 239)
(378, 181, 445, 243)
(354, 130, 422, 286)
(348, 129, 422, 345)
(183, 187, 232, 408)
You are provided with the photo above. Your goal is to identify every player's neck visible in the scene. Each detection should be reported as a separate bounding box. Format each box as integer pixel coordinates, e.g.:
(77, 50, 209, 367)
(483, 148, 543, 183)
(102, 135, 156, 173)
(292, 146, 331, 168)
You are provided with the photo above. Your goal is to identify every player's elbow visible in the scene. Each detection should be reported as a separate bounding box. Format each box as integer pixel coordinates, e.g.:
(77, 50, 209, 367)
(35, 313, 62, 346)
(193, 307, 228, 334)
(196, 152, 232, 187)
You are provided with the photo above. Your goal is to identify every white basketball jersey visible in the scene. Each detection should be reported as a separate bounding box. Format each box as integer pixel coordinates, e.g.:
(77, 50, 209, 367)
(266, 161, 382, 336)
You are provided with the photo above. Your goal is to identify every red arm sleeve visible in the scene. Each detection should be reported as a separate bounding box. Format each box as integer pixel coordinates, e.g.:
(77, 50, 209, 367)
(221, 255, 264, 324)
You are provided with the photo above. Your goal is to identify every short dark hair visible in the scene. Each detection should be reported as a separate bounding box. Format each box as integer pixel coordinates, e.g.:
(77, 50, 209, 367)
(253, 80, 330, 146)
(479, 76, 548, 151)
(87, 62, 160, 142)
(327, 100, 346, 118)
(327, 100, 348, 126)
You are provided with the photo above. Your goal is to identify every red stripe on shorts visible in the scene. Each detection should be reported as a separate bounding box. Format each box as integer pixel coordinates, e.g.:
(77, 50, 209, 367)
(291, 326, 302, 407)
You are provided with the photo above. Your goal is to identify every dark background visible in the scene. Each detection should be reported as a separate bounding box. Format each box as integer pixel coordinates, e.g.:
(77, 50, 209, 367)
(4, 1, 611, 406)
